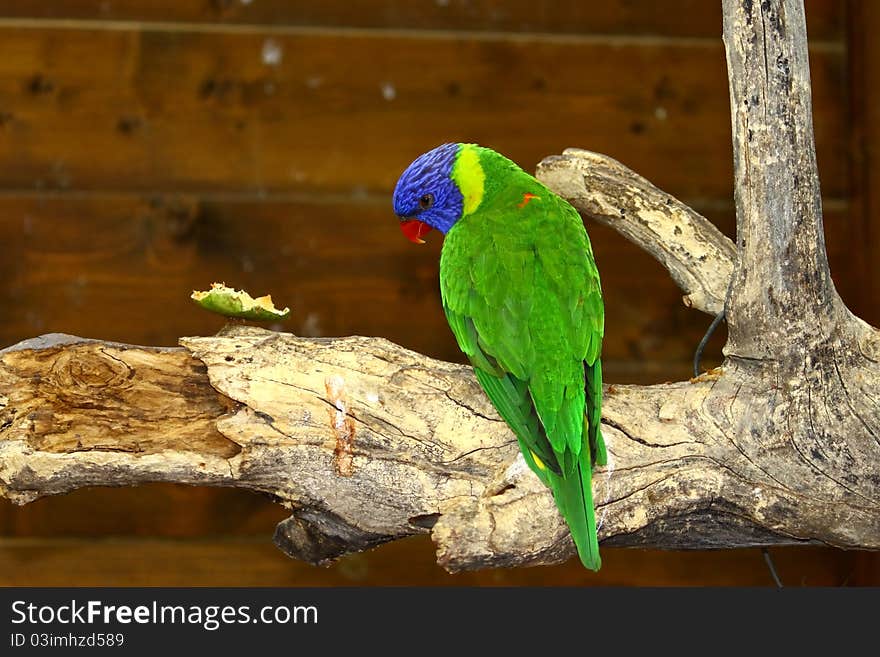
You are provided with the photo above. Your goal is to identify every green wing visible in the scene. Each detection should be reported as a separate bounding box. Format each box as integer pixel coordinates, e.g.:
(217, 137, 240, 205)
(440, 185, 605, 569)
(445, 308, 562, 480)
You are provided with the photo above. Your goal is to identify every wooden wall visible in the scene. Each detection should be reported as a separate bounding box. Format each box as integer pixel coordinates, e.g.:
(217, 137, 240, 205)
(0, 1, 875, 585)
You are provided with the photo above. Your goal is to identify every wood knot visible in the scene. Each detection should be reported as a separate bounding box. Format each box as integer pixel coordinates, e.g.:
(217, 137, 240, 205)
(47, 348, 133, 393)
(146, 195, 202, 242)
(857, 328, 880, 363)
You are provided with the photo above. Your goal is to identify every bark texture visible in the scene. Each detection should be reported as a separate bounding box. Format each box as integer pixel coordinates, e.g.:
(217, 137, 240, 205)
(0, 0, 877, 570)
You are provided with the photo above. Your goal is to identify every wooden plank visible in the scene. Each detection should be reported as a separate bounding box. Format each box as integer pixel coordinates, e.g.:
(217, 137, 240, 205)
(0, 1, 845, 41)
(0, 535, 867, 585)
(0, 27, 848, 199)
(0, 194, 459, 360)
(852, 552, 880, 586)
(0, 485, 288, 537)
(0, 195, 855, 377)
(846, 1, 880, 328)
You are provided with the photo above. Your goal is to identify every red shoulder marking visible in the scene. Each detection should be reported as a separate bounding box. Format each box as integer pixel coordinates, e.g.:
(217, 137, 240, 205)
(517, 192, 540, 208)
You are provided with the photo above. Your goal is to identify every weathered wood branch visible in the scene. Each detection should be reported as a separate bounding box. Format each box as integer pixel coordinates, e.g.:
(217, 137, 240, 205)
(1, 0, 878, 570)
(723, 0, 839, 358)
(1, 318, 878, 572)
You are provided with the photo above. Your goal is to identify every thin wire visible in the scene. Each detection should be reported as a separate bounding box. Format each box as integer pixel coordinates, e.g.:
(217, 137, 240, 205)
(693, 310, 726, 378)
(693, 309, 783, 589)
(763, 548, 784, 588)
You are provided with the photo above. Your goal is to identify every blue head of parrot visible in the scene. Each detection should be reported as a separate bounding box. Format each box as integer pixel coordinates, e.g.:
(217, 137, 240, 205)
(392, 142, 464, 242)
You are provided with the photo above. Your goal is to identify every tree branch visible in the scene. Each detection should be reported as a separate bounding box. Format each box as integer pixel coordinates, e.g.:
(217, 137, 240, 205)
(1, 326, 877, 573)
(722, 0, 840, 357)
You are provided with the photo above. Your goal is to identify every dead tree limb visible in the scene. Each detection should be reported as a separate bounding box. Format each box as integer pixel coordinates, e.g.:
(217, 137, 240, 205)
(1, 0, 878, 571)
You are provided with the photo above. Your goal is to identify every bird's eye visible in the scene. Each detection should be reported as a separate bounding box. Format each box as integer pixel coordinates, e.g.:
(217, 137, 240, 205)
(418, 193, 434, 210)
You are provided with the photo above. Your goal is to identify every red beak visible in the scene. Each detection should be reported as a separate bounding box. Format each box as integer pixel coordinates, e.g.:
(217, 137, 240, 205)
(399, 219, 433, 244)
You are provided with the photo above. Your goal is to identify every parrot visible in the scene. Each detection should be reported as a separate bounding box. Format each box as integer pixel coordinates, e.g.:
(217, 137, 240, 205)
(392, 143, 606, 570)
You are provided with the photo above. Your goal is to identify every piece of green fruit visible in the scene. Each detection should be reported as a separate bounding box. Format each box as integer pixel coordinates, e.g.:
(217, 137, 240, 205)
(191, 283, 290, 321)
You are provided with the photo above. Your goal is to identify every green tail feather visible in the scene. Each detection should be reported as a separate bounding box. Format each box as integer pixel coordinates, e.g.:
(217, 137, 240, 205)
(549, 450, 601, 571)
(586, 359, 606, 467)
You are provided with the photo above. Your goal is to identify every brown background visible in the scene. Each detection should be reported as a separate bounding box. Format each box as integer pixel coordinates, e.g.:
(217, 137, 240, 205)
(0, 0, 877, 585)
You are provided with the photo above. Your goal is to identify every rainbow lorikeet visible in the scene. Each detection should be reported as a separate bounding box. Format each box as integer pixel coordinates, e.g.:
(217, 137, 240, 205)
(392, 143, 606, 570)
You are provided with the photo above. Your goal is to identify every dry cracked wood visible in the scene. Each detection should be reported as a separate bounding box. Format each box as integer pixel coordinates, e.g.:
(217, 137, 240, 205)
(1, 0, 878, 570)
